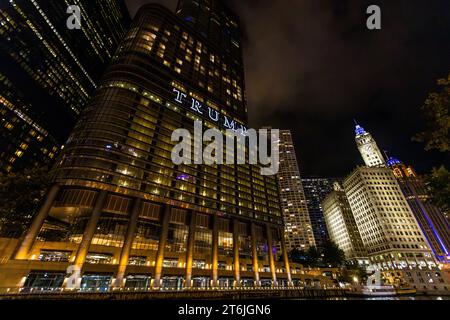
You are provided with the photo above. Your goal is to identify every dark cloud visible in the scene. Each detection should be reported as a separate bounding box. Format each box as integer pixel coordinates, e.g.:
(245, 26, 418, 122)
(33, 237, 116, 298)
(125, 0, 450, 177)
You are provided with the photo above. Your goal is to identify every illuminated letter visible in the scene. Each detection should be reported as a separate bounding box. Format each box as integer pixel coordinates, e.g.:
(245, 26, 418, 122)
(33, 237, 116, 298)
(66, 5, 81, 30)
(208, 107, 219, 122)
(223, 116, 236, 131)
(173, 88, 187, 104)
(240, 125, 248, 136)
(191, 99, 204, 115)
(366, 5, 381, 30)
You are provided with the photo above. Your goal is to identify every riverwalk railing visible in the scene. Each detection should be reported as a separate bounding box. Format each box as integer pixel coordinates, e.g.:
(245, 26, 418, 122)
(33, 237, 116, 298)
(0, 286, 348, 300)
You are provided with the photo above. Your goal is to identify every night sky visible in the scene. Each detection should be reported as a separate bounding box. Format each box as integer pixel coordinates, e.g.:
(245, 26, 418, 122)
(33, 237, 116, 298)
(126, 0, 450, 178)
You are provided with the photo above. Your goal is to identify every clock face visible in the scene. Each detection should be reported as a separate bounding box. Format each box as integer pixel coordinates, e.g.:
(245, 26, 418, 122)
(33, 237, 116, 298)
(365, 145, 373, 152)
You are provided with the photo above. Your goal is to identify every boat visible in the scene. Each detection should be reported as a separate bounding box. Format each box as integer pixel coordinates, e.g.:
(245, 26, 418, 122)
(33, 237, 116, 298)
(347, 284, 397, 297)
(346, 269, 409, 297)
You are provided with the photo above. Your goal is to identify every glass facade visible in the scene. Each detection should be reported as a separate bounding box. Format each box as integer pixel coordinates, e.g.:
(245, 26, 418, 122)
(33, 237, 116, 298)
(389, 160, 450, 264)
(22, 271, 65, 292)
(0, 0, 130, 173)
(6, 1, 294, 292)
(302, 178, 336, 248)
(80, 274, 112, 292)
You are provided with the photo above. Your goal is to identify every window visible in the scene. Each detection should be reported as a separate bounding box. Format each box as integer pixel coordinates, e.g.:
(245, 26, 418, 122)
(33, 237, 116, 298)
(163, 258, 179, 268)
(128, 256, 147, 266)
(125, 275, 151, 290)
(80, 274, 112, 292)
(193, 260, 206, 269)
(38, 251, 71, 262)
(85, 253, 113, 265)
(22, 272, 65, 292)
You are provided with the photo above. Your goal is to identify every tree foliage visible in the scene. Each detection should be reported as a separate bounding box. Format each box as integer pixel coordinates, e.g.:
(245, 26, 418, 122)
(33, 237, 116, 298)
(0, 167, 51, 238)
(288, 241, 346, 268)
(321, 240, 346, 267)
(413, 73, 450, 152)
(337, 263, 368, 284)
(413, 73, 450, 214)
(424, 166, 450, 213)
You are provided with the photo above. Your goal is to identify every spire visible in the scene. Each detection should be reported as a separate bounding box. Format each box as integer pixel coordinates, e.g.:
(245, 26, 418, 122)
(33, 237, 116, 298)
(354, 119, 366, 136)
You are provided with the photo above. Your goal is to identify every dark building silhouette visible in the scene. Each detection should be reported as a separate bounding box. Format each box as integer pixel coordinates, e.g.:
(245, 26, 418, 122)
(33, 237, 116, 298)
(0, 0, 130, 172)
(302, 177, 337, 248)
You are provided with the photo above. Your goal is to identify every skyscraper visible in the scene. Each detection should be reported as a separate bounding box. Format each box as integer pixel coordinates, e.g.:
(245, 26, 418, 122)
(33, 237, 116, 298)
(0, 72, 59, 172)
(342, 122, 450, 292)
(278, 130, 315, 251)
(0, 1, 293, 292)
(0, 0, 130, 172)
(321, 183, 367, 265)
(387, 157, 450, 264)
(347, 123, 435, 269)
(302, 177, 336, 248)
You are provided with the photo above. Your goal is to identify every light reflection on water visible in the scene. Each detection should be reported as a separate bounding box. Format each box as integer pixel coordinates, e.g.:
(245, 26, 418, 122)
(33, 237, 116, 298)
(324, 296, 450, 301)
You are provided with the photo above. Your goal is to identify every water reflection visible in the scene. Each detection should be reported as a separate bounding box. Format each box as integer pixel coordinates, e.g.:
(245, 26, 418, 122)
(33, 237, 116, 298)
(324, 296, 449, 300)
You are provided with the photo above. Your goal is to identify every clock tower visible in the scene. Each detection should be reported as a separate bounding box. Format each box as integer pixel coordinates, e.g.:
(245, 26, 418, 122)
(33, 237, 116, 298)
(354, 121, 386, 167)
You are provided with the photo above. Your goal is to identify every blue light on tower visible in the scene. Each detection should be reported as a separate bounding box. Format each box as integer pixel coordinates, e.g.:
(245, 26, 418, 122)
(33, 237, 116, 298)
(353, 120, 366, 136)
(386, 157, 402, 167)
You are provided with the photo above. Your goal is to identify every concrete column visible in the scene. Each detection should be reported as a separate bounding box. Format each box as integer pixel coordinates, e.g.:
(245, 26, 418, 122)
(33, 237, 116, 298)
(114, 198, 142, 288)
(153, 205, 171, 289)
(266, 224, 278, 287)
(185, 211, 196, 289)
(250, 223, 260, 287)
(280, 228, 293, 286)
(15, 184, 60, 260)
(211, 214, 219, 287)
(233, 219, 241, 288)
(73, 190, 108, 267)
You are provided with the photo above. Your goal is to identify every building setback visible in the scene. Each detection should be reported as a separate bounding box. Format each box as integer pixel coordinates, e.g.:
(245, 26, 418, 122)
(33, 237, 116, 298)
(387, 157, 450, 264)
(322, 182, 368, 265)
(0, 1, 299, 292)
(0, 0, 130, 172)
(277, 130, 316, 252)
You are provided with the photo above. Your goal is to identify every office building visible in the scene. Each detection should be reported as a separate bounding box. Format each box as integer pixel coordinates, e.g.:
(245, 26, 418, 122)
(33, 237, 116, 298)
(345, 123, 436, 269)
(278, 130, 315, 251)
(0, 0, 130, 172)
(322, 182, 368, 265)
(343, 165, 436, 269)
(387, 157, 450, 264)
(302, 177, 335, 248)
